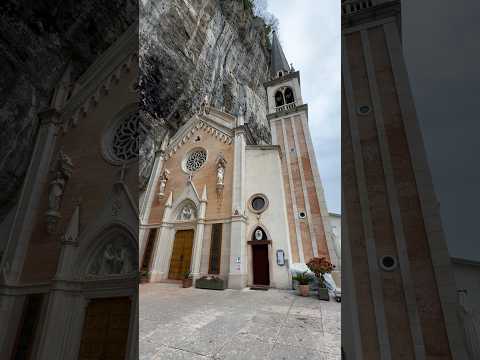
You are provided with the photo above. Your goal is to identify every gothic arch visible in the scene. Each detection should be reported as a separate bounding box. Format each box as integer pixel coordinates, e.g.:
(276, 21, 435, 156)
(173, 199, 198, 222)
(77, 223, 138, 279)
(274, 86, 295, 108)
(248, 224, 272, 242)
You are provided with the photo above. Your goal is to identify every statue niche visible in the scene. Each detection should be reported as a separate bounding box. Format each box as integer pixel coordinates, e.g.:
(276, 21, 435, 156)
(45, 150, 74, 234)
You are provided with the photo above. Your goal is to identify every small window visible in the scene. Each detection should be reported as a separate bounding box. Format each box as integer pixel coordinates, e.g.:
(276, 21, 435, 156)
(275, 91, 285, 107)
(284, 87, 294, 104)
(357, 105, 371, 115)
(249, 194, 269, 214)
(299, 211, 306, 219)
(379, 255, 397, 271)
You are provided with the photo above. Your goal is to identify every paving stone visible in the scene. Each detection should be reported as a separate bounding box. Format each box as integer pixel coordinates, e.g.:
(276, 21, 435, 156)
(140, 283, 341, 360)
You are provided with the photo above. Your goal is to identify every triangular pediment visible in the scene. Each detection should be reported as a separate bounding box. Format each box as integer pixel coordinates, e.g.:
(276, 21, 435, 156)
(166, 107, 235, 159)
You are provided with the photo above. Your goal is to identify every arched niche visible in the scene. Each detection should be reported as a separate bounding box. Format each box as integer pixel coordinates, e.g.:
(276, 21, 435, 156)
(284, 87, 294, 104)
(174, 199, 197, 222)
(275, 90, 285, 107)
(81, 225, 138, 279)
(248, 225, 272, 243)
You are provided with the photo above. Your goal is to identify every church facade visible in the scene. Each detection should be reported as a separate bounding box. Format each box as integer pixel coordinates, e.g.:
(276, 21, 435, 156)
(140, 32, 339, 290)
(0, 24, 139, 359)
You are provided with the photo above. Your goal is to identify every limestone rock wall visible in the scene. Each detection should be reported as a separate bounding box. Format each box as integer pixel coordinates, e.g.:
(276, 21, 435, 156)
(140, 0, 272, 143)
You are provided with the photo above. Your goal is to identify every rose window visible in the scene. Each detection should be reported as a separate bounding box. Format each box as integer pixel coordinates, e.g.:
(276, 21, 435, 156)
(185, 149, 207, 172)
(112, 112, 144, 161)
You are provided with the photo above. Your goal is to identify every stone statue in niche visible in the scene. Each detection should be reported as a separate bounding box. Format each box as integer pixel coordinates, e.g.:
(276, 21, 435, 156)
(45, 150, 73, 234)
(88, 237, 137, 276)
(200, 95, 210, 114)
(215, 153, 227, 189)
(216, 164, 225, 186)
(255, 229, 264, 240)
(158, 168, 170, 200)
(177, 204, 196, 221)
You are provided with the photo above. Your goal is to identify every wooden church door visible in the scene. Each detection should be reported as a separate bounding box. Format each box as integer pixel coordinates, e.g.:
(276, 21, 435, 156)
(252, 244, 270, 286)
(168, 230, 194, 280)
(78, 297, 131, 360)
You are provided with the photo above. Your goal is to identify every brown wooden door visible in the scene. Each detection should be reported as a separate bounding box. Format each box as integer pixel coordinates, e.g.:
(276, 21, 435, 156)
(78, 297, 131, 360)
(168, 230, 194, 280)
(252, 244, 270, 286)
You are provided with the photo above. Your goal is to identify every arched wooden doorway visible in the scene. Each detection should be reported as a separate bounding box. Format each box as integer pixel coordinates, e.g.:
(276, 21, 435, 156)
(77, 227, 137, 360)
(168, 229, 194, 280)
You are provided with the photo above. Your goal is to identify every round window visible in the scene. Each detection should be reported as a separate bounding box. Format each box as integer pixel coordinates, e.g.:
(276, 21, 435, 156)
(299, 211, 307, 219)
(249, 194, 269, 214)
(102, 109, 144, 165)
(357, 105, 371, 115)
(379, 255, 397, 271)
(184, 149, 207, 172)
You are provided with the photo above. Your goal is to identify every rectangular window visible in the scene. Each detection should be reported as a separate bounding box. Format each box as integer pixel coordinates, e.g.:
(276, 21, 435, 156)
(208, 224, 223, 274)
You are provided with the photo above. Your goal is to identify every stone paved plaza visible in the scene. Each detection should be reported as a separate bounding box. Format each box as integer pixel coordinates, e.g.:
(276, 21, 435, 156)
(140, 283, 341, 360)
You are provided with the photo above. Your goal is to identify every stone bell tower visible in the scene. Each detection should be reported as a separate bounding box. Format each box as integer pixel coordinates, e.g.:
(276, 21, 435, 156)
(265, 32, 338, 270)
(341, 1, 467, 358)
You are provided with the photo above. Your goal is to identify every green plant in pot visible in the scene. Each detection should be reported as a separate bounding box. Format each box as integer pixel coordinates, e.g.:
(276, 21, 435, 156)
(292, 271, 313, 297)
(307, 257, 335, 301)
(182, 271, 193, 288)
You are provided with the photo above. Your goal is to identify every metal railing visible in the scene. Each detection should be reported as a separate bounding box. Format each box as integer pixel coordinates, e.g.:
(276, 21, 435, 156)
(342, 0, 374, 16)
(275, 102, 296, 113)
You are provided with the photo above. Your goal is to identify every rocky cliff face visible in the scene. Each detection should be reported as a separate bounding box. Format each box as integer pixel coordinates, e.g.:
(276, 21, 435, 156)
(0, 1, 136, 221)
(140, 0, 272, 144)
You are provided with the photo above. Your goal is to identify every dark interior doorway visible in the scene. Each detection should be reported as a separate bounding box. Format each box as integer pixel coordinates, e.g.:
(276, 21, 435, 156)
(252, 244, 270, 286)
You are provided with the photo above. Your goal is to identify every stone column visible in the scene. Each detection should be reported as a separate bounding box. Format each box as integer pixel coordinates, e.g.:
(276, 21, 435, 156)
(191, 185, 207, 282)
(149, 192, 173, 282)
(228, 116, 248, 289)
(2, 109, 61, 284)
(139, 134, 169, 257)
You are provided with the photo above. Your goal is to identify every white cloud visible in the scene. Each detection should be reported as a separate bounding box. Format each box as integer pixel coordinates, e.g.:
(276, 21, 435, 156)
(267, 0, 341, 213)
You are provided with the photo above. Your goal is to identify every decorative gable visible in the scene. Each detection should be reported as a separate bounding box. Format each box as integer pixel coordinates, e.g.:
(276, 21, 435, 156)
(165, 108, 235, 160)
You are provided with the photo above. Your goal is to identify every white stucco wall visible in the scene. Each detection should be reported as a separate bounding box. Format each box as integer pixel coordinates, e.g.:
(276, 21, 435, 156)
(245, 146, 291, 289)
(329, 213, 342, 264)
(452, 258, 480, 313)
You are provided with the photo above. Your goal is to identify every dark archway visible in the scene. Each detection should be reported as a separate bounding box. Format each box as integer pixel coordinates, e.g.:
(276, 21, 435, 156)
(284, 87, 294, 104)
(275, 90, 285, 107)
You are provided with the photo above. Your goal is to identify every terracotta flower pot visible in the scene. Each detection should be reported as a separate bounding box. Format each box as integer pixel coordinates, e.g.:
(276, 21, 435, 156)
(182, 278, 193, 288)
(298, 284, 310, 297)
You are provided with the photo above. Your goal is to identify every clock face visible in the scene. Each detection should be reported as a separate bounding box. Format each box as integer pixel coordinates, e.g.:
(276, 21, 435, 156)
(255, 229, 263, 240)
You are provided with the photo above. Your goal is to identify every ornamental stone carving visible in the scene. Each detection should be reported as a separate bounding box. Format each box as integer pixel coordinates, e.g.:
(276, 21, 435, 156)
(215, 153, 227, 191)
(87, 236, 137, 277)
(158, 168, 170, 200)
(45, 150, 73, 234)
(177, 203, 196, 221)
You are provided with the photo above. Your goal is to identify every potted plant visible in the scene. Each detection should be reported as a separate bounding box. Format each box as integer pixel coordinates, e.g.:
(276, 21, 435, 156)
(182, 271, 193, 288)
(195, 275, 226, 290)
(292, 271, 313, 297)
(307, 257, 335, 301)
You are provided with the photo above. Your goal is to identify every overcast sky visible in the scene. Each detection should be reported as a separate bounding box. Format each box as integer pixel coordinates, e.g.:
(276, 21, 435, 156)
(403, 0, 480, 261)
(267, 0, 341, 214)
